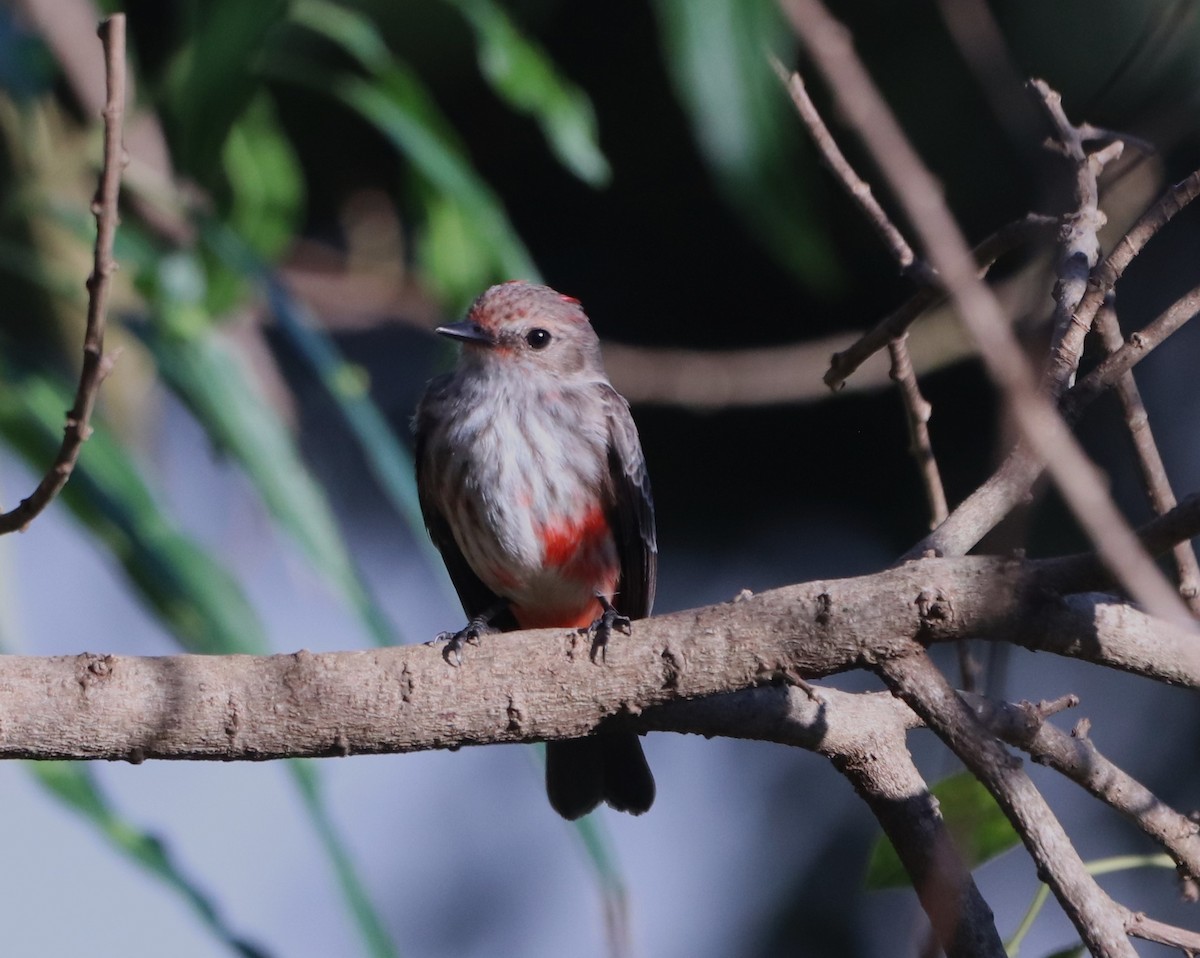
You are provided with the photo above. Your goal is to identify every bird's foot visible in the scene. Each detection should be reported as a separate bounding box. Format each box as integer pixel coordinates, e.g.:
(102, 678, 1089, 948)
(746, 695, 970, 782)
(431, 615, 498, 666)
(585, 595, 631, 663)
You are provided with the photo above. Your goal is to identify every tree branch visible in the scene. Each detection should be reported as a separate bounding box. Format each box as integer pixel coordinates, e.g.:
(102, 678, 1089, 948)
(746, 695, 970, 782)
(877, 648, 1139, 958)
(1094, 296, 1200, 614)
(0, 14, 125, 534)
(908, 282, 1200, 560)
(965, 692, 1200, 881)
(780, 0, 1192, 628)
(2, 546, 1199, 762)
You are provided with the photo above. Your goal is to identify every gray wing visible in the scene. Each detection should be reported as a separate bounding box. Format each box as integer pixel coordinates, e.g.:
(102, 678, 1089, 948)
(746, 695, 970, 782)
(413, 377, 513, 626)
(600, 384, 657, 619)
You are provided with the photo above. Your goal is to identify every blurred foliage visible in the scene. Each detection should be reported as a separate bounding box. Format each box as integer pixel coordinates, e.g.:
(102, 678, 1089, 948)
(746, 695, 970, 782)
(864, 771, 1020, 890)
(3, 0, 1200, 955)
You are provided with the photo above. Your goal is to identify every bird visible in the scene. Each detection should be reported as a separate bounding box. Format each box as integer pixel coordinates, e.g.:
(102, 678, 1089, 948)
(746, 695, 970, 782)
(413, 280, 657, 819)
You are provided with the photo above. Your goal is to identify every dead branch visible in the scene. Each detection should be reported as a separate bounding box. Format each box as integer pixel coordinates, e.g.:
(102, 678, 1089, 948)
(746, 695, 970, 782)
(3, 545, 1200, 763)
(0, 14, 125, 535)
(1094, 296, 1200, 614)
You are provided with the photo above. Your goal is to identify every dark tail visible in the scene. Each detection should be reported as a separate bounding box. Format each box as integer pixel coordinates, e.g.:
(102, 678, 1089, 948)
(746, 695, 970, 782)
(545, 733, 655, 820)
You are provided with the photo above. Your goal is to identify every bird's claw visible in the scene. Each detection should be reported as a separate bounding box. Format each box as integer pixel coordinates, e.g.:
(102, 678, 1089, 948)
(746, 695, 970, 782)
(586, 601, 631, 663)
(430, 618, 494, 666)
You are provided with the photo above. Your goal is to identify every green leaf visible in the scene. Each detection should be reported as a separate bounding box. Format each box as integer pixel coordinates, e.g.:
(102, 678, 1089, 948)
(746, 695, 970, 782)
(139, 251, 398, 648)
(864, 771, 1021, 890)
(30, 763, 270, 958)
(265, 280, 451, 593)
(0, 365, 268, 656)
(288, 761, 398, 958)
(445, 0, 611, 186)
(289, 0, 393, 73)
(651, 0, 843, 292)
(268, 4, 540, 307)
(163, 0, 289, 179)
(217, 91, 305, 279)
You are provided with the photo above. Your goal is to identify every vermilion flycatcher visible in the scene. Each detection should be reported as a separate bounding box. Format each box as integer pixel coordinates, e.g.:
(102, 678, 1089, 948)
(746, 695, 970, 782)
(414, 281, 657, 819)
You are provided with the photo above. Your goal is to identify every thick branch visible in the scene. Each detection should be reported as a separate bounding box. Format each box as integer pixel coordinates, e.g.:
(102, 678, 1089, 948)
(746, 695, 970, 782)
(878, 648, 1137, 958)
(1, 554, 1198, 762)
(688, 686, 1005, 958)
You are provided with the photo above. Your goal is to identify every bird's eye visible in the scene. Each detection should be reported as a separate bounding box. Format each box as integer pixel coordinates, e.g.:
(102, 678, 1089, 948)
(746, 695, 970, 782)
(526, 328, 552, 350)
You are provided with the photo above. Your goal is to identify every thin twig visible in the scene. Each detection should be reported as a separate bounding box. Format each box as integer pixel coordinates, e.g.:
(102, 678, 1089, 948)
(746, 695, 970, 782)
(878, 648, 1138, 958)
(769, 57, 950, 535)
(770, 56, 917, 270)
(779, 0, 1193, 628)
(907, 280, 1200, 560)
(1031, 78, 1124, 397)
(1035, 492, 1200, 596)
(1063, 281, 1200, 418)
(1094, 296, 1200, 615)
(825, 216, 1057, 391)
(965, 693, 1200, 880)
(1122, 911, 1200, 952)
(888, 336, 948, 528)
(1070, 166, 1200, 344)
(0, 14, 125, 535)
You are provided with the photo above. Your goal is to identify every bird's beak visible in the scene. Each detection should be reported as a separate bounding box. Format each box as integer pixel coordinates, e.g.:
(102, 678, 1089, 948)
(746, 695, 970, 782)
(436, 321, 495, 346)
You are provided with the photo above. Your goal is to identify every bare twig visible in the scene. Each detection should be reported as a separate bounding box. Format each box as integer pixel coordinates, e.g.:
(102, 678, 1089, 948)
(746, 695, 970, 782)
(908, 281, 1200, 560)
(1094, 296, 1200, 615)
(1062, 281, 1200, 418)
(825, 218, 1056, 391)
(1071, 166, 1200, 344)
(1122, 911, 1200, 952)
(770, 57, 917, 270)
(888, 336, 949, 528)
(769, 57, 951, 537)
(780, 0, 1192, 628)
(878, 648, 1138, 958)
(1031, 78, 1124, 397)
(965, 693, 1200, 880)
(0, 14, 125, 535)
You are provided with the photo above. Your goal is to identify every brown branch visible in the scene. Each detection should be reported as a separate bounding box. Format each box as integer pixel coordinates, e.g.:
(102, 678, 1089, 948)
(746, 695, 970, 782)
(1031, 78, 1125, 398)
(1062, 281, 1200, 419)
(1122, 911, 1200, 952)
(646, 684, 1007, 957)
(0, 14, 125, 535)
(1094, 296, 1200, 615)
(780, 0, 1192, 628)
(889, 335, 949, 528)
(965, 693, 1200, 880)
(824, 214, 1057, 391)
(4, 549, 1200, 762)
(770, 56, 916, 270)
(768, 57, 950, 533)
(909, 281, 1200, 560)
(877, 648, 1138, 958)
(1070, 166, 1200, 348)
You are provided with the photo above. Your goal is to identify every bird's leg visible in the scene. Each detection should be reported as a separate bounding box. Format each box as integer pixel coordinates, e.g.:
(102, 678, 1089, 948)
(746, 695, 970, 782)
(586, 594, 631, 663)
(432, 602, 506, 666)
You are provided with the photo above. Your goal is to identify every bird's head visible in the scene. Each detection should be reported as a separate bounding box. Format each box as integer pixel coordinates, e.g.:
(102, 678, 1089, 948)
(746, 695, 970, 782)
(436, 281, 604, 379)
